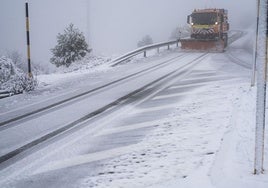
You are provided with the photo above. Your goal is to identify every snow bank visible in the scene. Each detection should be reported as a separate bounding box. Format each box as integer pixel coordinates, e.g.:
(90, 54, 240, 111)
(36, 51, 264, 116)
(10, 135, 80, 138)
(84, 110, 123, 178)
(151, 86, 268, 188)
(54, 54, 111, 74)
(36, 54, 112, 90)
(210, 87, 268, 188)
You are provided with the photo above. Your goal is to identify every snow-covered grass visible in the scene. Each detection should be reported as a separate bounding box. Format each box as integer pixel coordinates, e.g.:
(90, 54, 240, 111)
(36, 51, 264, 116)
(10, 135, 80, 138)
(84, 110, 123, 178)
(37, 54, 112, 89)
(210, 87, 268, 188)
(52, 54, 112, 74)
(149, 86, 268, 188)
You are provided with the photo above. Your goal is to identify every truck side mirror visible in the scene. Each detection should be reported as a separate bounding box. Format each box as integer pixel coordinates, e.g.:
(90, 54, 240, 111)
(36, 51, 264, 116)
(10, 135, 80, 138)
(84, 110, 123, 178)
(187, 15, 190, 24)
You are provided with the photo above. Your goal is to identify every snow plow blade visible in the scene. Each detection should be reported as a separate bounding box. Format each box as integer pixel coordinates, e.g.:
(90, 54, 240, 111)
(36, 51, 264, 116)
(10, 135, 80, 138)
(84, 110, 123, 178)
(180, 39, 225, 52)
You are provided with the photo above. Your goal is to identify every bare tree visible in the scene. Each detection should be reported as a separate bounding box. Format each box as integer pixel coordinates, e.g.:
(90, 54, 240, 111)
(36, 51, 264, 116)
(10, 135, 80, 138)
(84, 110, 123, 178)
(137, 35, 153, 47)
(170, 25, 191, 40)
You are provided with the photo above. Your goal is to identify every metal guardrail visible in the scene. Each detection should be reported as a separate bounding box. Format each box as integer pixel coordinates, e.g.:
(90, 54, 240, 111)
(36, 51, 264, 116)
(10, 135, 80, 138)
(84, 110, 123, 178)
(111, 39, 180, 66)
(0, 90, 14, 99)
(110, 31, 240, 67)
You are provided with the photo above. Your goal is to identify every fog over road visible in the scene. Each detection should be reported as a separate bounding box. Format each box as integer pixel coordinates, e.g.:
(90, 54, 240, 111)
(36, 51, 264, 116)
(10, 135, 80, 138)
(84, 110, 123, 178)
(0, 0, 256, 64)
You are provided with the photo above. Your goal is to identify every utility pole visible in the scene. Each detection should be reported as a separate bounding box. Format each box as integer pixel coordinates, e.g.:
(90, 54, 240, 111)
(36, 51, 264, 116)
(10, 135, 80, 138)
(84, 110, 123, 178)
(25, 0, 32, 77)
(254, 0, 267, 175)
(252, 0, 261, 87)
(86, 0, 91, 49)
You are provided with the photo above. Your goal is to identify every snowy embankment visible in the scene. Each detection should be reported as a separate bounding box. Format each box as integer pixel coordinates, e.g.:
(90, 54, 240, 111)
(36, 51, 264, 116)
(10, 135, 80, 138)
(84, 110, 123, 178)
(37, 54, 111, 89)
(151, 87, 268, 188)
(211, 88, 268, 188)
(150, 29, 268, 188)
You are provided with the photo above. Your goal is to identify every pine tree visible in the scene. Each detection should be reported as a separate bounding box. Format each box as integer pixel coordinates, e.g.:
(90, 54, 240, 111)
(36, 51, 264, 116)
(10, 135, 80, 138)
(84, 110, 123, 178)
(50, 24, 90, 67)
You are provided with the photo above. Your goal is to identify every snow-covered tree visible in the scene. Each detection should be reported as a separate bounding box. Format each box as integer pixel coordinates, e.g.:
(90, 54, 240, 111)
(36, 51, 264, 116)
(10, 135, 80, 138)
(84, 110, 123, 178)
(50, 24, 90, 67)
(137, 35, 153, 47)
(6, 50, 23, 65)
(6, 50, 28, 73)
(6, 50, 53, 75)
(0, 56, 37, 93)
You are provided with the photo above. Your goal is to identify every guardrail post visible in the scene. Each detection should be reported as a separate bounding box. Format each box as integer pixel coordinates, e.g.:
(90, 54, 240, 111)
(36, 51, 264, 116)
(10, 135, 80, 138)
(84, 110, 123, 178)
(157, 48, 160, 53)
(176, 41, 179, 47)
(168, 45, 170, 50)
(144, 51, 147, 57)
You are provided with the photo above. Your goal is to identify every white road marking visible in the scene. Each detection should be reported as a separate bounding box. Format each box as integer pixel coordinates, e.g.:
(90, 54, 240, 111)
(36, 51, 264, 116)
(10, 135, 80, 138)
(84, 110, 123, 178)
(129, 104, 178, 115)
(95, 119, 163, 137)
(152, 92, 189, 100)
(167, 82, 205, 90)
(35, 116, 178, 174)
(167, 77, 241, 91)
(182, 75, 234, 82)
(189, 70, 216, 76)
(35, 144, 141, 174)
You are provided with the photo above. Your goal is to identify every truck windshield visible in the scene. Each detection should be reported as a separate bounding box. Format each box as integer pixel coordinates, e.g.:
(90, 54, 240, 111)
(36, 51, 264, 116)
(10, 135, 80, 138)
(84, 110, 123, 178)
(191, 12, 217, 25)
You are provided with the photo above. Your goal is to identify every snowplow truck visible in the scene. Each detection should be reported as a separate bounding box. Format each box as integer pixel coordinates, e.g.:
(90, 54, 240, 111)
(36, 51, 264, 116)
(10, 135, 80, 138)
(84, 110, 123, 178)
(180, 8, 229, 52)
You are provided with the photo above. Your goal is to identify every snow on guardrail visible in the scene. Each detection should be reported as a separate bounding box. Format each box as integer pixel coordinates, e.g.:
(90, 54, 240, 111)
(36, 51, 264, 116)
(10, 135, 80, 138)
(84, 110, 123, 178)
(110, 40, 180, 67)
(0, 90, 14, 99)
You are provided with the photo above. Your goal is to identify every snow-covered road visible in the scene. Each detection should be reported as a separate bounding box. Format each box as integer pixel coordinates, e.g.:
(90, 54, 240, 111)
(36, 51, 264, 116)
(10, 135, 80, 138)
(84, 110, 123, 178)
(0, 53, 206, 162)
(1, 31, 268, 188)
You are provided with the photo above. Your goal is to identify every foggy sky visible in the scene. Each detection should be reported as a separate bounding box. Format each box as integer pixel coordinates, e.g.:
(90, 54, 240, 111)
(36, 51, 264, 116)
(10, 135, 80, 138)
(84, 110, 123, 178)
(0, 0, 256, 64)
